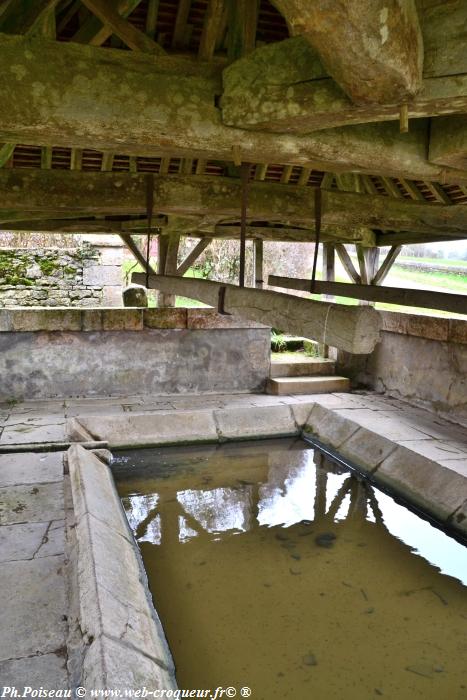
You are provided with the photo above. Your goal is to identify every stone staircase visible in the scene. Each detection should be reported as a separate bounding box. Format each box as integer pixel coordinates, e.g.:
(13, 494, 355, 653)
(267, 356, 350, 395)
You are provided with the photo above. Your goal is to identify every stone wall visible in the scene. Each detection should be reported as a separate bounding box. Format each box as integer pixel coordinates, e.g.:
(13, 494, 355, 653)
(0, 307, 270, 400)
(0, 237, 123, 307)
(337, 311, 467, 426)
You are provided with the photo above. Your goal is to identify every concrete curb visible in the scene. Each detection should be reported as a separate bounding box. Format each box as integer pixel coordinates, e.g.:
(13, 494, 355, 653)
(303, 405, 467, 538)
(67, 444, 177, 691)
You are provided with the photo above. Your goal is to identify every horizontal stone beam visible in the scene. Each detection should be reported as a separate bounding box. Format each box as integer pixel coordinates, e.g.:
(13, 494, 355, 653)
(133, 272, 382, 354)
(0, 33, 466, 183)
(222, 37, 467, 134)
(1, 170, 467, 238)
(270, 0, 423, 104)
(268, 276, 467, 316)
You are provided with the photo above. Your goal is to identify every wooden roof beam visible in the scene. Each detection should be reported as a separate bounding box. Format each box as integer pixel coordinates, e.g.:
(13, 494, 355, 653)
(221, 37, 467, 134)
(2, 34, 467, 184)
(269, 0, 423, 105)
(2, 170, 467, 239)
(79, 0, 165, 53)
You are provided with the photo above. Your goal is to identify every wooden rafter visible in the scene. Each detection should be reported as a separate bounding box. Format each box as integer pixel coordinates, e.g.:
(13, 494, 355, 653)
(79, 0, 165, 53)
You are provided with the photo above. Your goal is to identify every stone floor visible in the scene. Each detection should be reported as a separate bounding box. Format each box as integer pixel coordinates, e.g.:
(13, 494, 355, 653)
(0, 390, 466, 687)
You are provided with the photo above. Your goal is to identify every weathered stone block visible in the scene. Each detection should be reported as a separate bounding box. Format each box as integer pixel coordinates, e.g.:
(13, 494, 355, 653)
(83, 264, 122, 286)
(10, 309, 82, 332)
(68, 445, 129, 539)
(82, 635, 175, 691)
(339, 426, 397, 473)
(215, 405, 297, 440)
(304, 403, 359, 447)
(375, 446, 467, 522)
(123, 284, 148, 307)
(0, 451, 63, 487)
(144, 307, 187, 328)
(101, 309, 143, 331)
(77, 411, 218, 448)
(449, 319, 467, 345)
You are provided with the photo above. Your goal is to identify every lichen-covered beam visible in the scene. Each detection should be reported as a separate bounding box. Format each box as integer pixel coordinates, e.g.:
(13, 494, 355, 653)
(270, 0, 423, 104)
(429, 115, 467, 172)
(222, 37, 467, 133)
(1, 34, 467, 183)
(1, 170, 467, 239)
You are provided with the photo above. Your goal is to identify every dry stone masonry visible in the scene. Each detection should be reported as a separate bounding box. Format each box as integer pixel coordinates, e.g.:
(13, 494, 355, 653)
(0, 241, 123, 307)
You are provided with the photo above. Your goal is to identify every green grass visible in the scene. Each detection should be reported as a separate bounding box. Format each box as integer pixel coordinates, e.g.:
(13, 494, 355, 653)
(397, 256, 467, 267)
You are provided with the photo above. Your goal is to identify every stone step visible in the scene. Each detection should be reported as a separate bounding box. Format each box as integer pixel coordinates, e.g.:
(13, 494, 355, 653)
(266, 375, 350, 395)
(270, 357, 335, 378)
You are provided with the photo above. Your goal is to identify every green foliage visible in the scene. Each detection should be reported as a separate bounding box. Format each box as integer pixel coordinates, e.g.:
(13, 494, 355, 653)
(271, 329, 287, 352)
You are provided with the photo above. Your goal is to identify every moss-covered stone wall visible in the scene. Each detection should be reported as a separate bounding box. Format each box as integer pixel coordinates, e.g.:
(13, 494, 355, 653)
(0, 245, 103, 307)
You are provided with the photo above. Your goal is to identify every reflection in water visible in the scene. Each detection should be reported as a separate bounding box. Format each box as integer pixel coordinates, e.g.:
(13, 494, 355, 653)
(114, 439, 467, 700)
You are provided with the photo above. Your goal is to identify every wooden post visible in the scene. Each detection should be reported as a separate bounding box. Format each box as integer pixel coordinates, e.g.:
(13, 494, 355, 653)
(158, 233, 180, 307)
(254, 238, 264, 289)
(319, 242, 335, 357)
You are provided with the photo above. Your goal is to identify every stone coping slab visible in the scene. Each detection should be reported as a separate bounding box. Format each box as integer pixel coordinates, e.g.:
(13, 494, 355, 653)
(0, 307, 268, 333)
(380, 310, 467, 345)
(67, 444, 176, 691)
(303, 404, 467, 538)
(66, 397, 467, 538)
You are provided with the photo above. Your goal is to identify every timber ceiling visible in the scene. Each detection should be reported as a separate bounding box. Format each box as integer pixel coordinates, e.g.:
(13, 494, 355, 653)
(1, 0, 467, 246)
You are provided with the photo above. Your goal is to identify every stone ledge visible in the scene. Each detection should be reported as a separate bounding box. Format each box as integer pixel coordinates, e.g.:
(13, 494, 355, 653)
(380, 310, 467, 345)
(68, 445, 176, 691)
(303, 404, 467, 537)
(214, 405, 298, 441)
(0, 307, 269, 333)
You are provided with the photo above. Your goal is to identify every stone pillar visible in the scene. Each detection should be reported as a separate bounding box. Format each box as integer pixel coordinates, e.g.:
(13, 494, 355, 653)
(81, 234, 124, 306)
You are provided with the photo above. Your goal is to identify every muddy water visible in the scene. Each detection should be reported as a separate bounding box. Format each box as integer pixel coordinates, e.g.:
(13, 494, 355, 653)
(114, 438, 467, 700)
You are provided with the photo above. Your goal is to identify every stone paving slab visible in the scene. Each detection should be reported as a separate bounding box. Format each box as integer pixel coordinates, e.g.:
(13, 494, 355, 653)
(0, 482, 64, 525)
(0, 555, 68, 662)
(0, 452, 63, 487)
(0, 520, 65, 562)
(1, 422, 66, 445)
(0, 652, 68, 687)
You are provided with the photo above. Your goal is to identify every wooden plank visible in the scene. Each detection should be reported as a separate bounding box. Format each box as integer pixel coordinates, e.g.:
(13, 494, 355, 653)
(14, 0, 60, 34)
(372, 245, 402, 285)
(195, 158, 206, 175)
(227, 0, 259, 60)
(73, 0, 144, 45)
(425, 181, 452, 204)
(145, 0, 159, 39)
(41, 146, 52, 169)
(280, 165, 293, 184)
(70, 147, 82, 171)
(133, 272, 382, 353)
(172, 0, 191, 48)
(0, 143, 15, 168)
(119, 232, 156, 273)
(199, 0, 224, 61)
(268, 275, 467, 316)
(399, 178, 424, 201)
(298, 167, 311, 186)
(254, 238, 263, 288)
(177, 237, 212, 275)
(335, 244, 361, 284)
(79, 0, 165, 53)
(101, 152, 114, 171)
(379, 176, 403, 199)
(254, 163, 268, 181)
(356, 245, 369, 285)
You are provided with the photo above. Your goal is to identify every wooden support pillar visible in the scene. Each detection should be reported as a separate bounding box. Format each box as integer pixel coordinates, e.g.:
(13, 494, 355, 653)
(372, 245, 402, 285)
(158, 233, 180, 307)
(319, 242, 335, 357)
(254, 238, 264, 289)
(356, 245, 380, 304)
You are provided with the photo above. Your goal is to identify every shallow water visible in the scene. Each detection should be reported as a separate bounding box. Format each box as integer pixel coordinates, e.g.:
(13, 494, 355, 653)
(114, 438, 467, 700)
